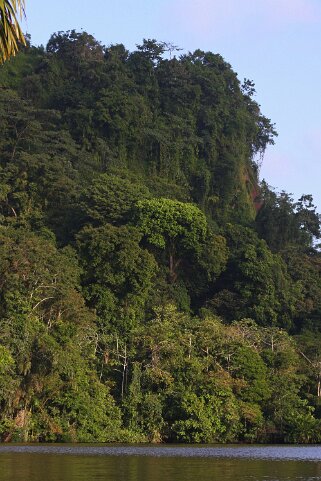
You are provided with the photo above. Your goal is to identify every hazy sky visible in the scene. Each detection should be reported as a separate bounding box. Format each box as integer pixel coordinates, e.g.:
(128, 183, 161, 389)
(23, 0, 321, 208)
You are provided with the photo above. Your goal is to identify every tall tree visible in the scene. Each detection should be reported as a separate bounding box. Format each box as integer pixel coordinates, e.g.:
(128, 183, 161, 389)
(135, 198, 207, 282)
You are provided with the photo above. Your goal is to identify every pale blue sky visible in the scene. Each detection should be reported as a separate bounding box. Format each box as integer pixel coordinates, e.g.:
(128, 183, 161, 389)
(23, 0, 321, 209)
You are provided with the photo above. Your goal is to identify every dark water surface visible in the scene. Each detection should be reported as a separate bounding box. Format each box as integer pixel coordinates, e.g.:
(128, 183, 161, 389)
(1, 444, 321, 481)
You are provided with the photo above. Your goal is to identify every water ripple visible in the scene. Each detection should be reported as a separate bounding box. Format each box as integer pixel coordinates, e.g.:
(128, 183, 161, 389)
(0, 445, 321, 461)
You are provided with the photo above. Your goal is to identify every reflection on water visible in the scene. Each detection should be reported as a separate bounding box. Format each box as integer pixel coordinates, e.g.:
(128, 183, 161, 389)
(2, 445, 321, 460)
(1, 445, 321, 481)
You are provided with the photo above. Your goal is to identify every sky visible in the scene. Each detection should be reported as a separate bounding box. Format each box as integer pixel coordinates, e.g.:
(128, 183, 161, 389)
(22, 0, 321, 209)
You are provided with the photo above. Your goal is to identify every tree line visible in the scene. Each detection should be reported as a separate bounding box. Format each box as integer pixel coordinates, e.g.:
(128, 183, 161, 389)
(0, 31, 320, 443)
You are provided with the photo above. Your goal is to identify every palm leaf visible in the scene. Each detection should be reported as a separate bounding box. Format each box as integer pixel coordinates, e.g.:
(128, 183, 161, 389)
(0, 0, 26, 63)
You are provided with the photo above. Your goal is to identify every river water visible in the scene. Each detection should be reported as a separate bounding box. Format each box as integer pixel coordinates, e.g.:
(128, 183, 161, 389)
(1, 444, 321, 481)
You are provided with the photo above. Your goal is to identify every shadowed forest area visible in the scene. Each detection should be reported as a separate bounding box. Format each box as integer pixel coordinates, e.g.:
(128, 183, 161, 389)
(0, 31, 321, 443)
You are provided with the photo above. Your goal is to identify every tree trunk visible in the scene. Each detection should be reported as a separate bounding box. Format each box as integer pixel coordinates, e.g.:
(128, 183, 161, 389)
(168, 243, 181, 283)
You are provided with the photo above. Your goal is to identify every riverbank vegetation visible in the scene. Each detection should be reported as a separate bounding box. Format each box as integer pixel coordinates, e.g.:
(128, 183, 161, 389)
(0, 31, 321, 443)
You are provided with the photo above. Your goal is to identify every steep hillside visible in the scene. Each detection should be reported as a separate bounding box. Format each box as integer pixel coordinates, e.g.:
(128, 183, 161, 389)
(0, 31, 320, 443)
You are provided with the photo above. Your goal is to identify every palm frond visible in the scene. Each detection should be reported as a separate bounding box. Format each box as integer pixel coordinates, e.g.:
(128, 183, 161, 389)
(0, 0, 26, 64)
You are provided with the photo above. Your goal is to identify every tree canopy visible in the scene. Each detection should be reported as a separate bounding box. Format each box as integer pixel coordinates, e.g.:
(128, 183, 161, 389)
(0, 31, 320, 443)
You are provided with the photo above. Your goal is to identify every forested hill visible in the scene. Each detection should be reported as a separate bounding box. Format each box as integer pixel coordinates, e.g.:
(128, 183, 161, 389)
(0, 31, 321, 444)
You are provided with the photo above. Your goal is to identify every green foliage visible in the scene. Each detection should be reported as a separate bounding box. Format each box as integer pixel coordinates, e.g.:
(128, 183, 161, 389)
(82, 173, 150, 226)
(77, 224, 157, 333)
(209, 224, 299, 328)
(0, 31, 319, 443)
(230, 346, 270, 403)
(136, 198, 207, 251)
(198, 234, 229, 281)
(170, 391, 234, 443)
(256, 184, 321, 251)
(136, 198, 207, 284)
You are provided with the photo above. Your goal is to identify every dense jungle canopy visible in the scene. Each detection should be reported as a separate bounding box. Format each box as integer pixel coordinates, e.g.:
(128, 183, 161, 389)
(0, 31, 321, 443)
